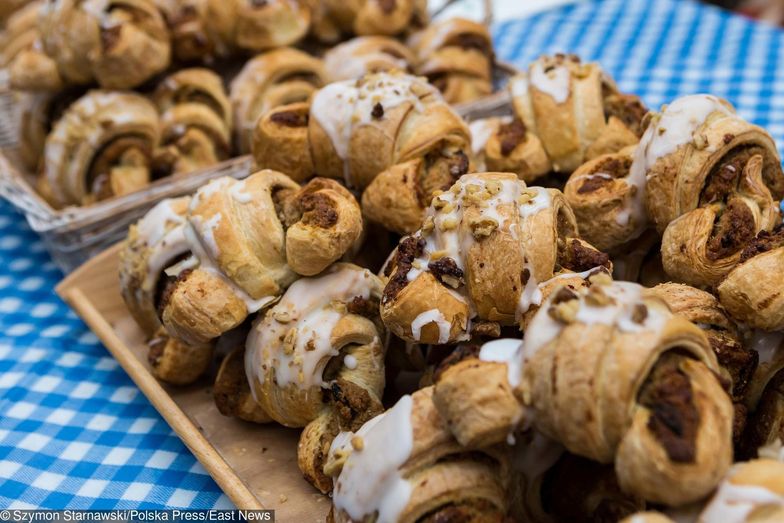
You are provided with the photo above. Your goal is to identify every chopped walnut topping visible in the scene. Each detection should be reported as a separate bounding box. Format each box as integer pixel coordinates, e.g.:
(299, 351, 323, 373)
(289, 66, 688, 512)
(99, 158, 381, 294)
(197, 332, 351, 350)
(351, 436, 364, 450)
(469, 217, 499, 238)
(549, 299, 580, 324)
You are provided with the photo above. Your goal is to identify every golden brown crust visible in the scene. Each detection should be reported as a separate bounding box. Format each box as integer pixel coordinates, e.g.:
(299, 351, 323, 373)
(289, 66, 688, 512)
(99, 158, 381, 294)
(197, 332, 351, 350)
(43, 90, 159, 208)
(146, 329, 213, 385)
(323, 35, 414, 82)
(213, 346, 272, 423)
(231, 47, 326, 153)
(314, 0, 428, 42)
(251, 102, 315, 183)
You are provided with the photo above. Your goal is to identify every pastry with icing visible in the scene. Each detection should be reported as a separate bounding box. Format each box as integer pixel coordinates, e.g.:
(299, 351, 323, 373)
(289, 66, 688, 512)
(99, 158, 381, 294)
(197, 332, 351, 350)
(408, 17, 494, 104)
(432, 278, 734, 506)
(15, 0, 171, 91)
(508, 54, 647, 174)
(43, 90, 160, 208)
(323, 36, 414, 82)
(230, 47, 326, 154)
(216, 263, 386, 492)
(468, 116, 552, 183)
(153, 68, 232, 176)
(326, 386, 512, 522)
(156, 0, 310, 61)
(120, 172, 363, 348)
(380, 172, 610, 345)
(637, 95, 784, 287)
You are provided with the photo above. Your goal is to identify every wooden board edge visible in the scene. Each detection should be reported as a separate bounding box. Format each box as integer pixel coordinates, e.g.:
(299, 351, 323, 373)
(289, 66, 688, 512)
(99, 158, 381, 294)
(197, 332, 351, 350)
(56, 281, 264, 510)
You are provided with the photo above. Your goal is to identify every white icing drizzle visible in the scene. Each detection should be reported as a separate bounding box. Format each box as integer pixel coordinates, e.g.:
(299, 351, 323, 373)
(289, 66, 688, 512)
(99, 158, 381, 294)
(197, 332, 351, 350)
(520, 281, 670, 364)
(410, 309, 451, 344)
(331, 394, 414, 523)
(699, 466, 784, 523)
(310, 73, 430, 187)
(343, 354, 358, 370)
(135, 199, 190, 296)
(479, 338, 523, 388)
(529, 59, 571, 104)
(510, 74, 529, 99)
(468, 117, 513, 156)
(244, 266, 375, 394)
(749, 329, 784, 366)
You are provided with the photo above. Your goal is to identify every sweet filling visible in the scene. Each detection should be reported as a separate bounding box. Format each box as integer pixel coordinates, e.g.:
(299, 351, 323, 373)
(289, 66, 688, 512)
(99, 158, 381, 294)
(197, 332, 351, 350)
(87, 135, 151, 200)
(416, 499, 505, 523)
(740, 223, 784, 262)
(556, 239, 611, 273)
(706, 198, 756, 261)
(446, 33, 492, 56)
(708, 331, 758, 399)
(497, 118, 527, 156)
(418, 149, 470, 205)
(270, 108, 309, 128)
(325, 377, 382, 432)
(577, 156, 632, 194)
(603, 93, 648, 136)
(638, 353, 700, 463)
(383, 236, 425, 303)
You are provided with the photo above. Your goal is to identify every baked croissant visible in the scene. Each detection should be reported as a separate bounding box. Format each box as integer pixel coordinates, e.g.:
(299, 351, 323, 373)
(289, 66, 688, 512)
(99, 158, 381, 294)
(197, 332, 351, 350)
(434, 279, 734, 506)
(638, 95, 784, 287)
(649, 283, 758, 445)
(16, 0, 171, 91)
(153, 68, 232, 176)
(468, 116, 552, 183)
(2, 1, 62, 91)
(43, 90, 160, 208)
(253, 71, 472, 208)
(563, 145, 648, 251)
(380, 172, 610, 345)
(508, 54, 647, 173)
(311, 0, 428, 42)
(119, 197, 214, 383)
(323, 36, 414, 82)
(408, 18, 494, 104)
(216, 263, 387, 492)
(325, 386, 512, 522)
(230, 47, 326, 154)
(156, 0, 310, 61)
(0, 0, 29, 26)
(718, 225, 784, 331)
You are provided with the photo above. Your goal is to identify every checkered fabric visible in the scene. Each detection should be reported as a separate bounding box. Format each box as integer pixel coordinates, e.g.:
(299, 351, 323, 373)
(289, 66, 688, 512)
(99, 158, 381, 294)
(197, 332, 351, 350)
(1, 0, 783, 510)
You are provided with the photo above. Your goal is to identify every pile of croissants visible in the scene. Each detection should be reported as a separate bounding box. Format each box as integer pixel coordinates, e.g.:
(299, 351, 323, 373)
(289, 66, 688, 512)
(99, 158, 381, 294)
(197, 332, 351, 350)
(114, 43, 784, 522)
(0, 0, 498, 209)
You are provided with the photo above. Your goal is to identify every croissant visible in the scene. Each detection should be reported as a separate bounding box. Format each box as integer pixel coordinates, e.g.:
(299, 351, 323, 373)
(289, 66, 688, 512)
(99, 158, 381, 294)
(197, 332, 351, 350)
(2, 1, 61, 91)
(119, 197, 215, 383)
(0, 0, 28, 25)
(156, 0, 310, 61)
(43, 90, 160, 208)
(649, 283, 758, 446)
(640, 95, 784, 287)
(563, 145, 649, 251)
(380, 172, 610, 345)
(408, 18, 494, 104)
(16, 0, 171, 91)
(230, 47, 326, 154)
(312, 0, 428, 42)
(217, 263, 385, 492)
(152, 68, 232, 176)
(468, 117, 552, 183)
(154, 172, 363, 346)
(323, 36, 414, 82)
(508, 54, 647, 173)
(435, 278, 734, 506)
(325, 386, 512, 522)
(718, 225, 784, 331)
(252, 71, 472, 210)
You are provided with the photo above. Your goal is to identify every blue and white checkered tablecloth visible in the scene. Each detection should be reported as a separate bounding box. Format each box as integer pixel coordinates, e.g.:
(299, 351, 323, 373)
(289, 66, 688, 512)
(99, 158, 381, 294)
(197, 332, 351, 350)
(2, 0, 784, 511)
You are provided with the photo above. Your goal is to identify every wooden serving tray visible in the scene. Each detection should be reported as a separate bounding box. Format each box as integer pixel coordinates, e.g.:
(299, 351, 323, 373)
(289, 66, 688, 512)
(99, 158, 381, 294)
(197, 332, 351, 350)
(56, 244, 330, 521)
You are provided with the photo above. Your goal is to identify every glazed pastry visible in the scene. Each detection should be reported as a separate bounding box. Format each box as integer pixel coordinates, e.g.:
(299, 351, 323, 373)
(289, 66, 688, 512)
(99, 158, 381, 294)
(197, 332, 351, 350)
(154, 173, 363, 345)
(639, 95, 783, 287)
(381, 172, 610, 345)
(230, 47, 326, 154)
(156, 0, 310, 61)
(563, 145, 648, 251)
(18, 0, 171, 91)
(408, 17, 494, 104)
(649, 283, 758, 445)
(312, 0, 428, 42)
(323, 36, 413, 82)
(253, 71, 473, 225)
(118, 197, 214, 383)
(469, 116, 552, 183)
(43, 90, 160, 208)
(698, 459, 784, 522)
(435, 279, 734, 506)
(224, 263, 386, 492)
(326, 386, 512, 522)
(153, 68, 232, 176)
(509, 54, 647, 173)
(718, 226, 784, 331)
